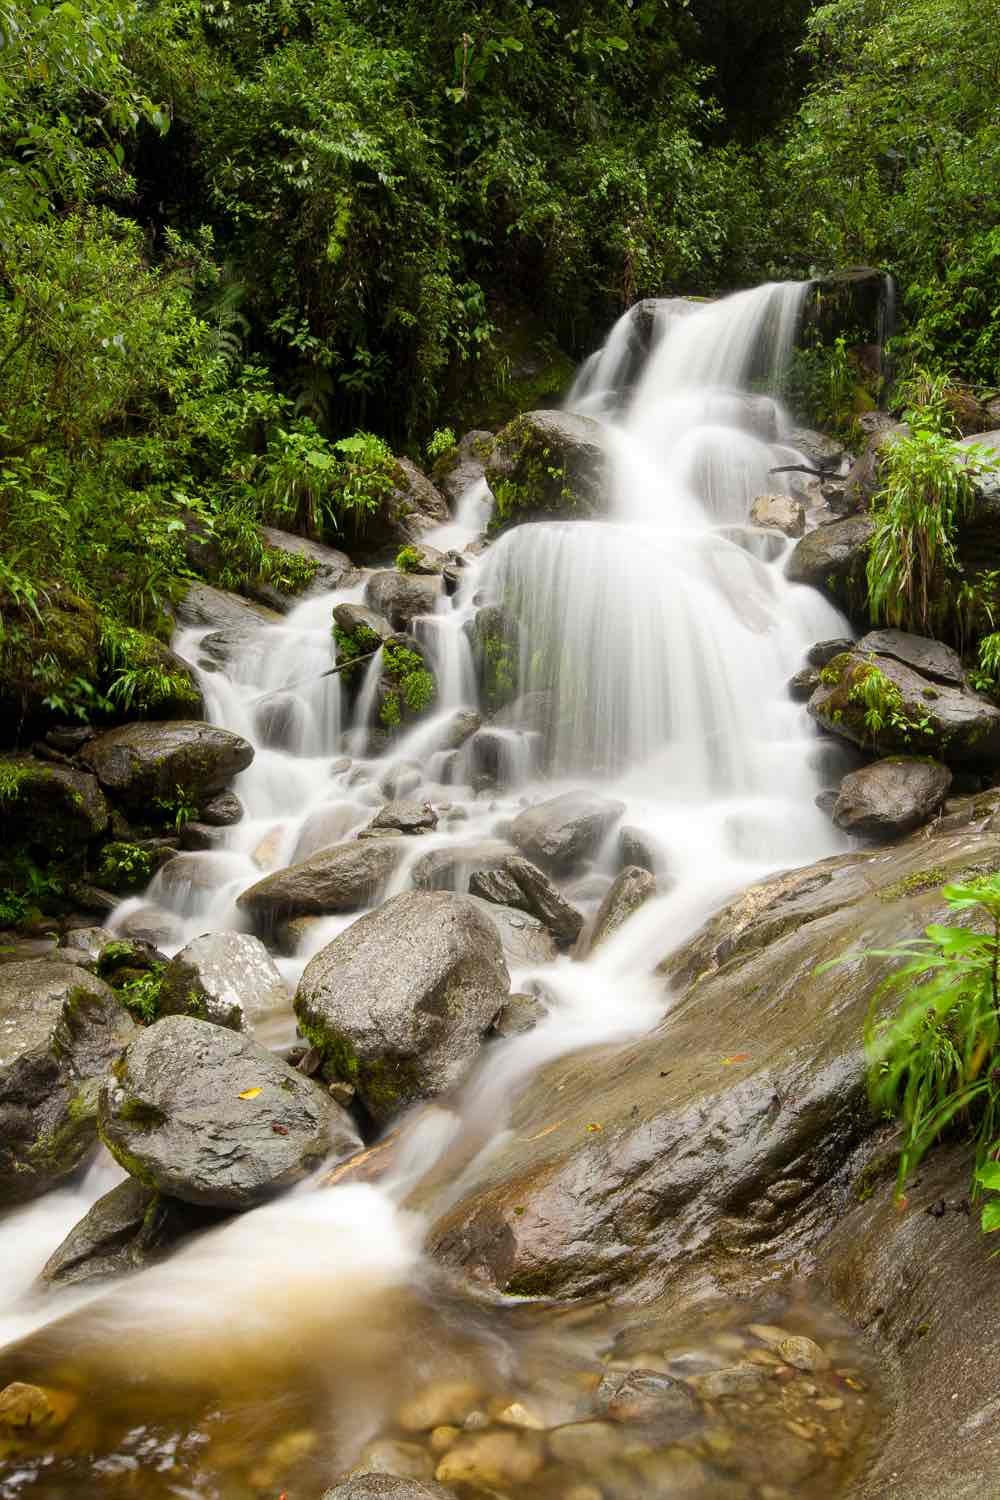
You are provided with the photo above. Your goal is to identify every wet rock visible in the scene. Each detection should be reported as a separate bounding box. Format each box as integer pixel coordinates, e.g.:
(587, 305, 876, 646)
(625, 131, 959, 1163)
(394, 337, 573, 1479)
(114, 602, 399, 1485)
(411, 841, 516, 892)
(159, 931, 289, 1031)
(0, 963, 135, 1206)
(398, 1381, 482, 1432)
(323, 1476, 452, 1500)
(750, 494, 805, 537)
(425, 822, 1000, 1300)
(99, 1015, 357, 1208)
(349, 1441, 437, 1482)
(379, 763, 423, 799)
(584, 867, 656, 954)
(467, 854, 584, 947)
(485, 409, 607, 533)
(434, 1429, 544, 1486)
(774, 1335, 830, 1372)
(175, 582, 279, 632)
(490, 992, 547, 1038)
(807, 638, 855, 668)
(510, 791, 625, 874)
(433, 709, 482, 752)
(80, 721, 254, 809)
(362, 800, 438, 837)
(694, 1365, 768, 1399)
(295, 892, 509, 1124)
(178, 820, 228, 851)
(0, 1383, 64, 1430)
(348, 458, 451, 555)
(58, 927, 119, 969)
(789, 666, 821, 702)
(785, 514, 873, 614)
(433, 429, 494, 507)
(491, 691, 554, 735)
(255, 528, 356, 610)
(854, 628, 965, 686)
(833, 757, 952, 841)
(291, 803, 366, 862)
(808, 649, 1000, 763)
(842, 420, 908, 508)
(396, 542, 446, 575)
(364, 571, 441, 631)
(595, 1368, 699, 1431)
(115, 904, 185, 950)
(254, 691, 302, 749)
(237, 839, 404, 930)
(547, 1421, 622, 1465)
(333, 603, 395, 643)
(466, 897, 558, 965)
(39, 1177, 222, 1287)
(619, 825, 662, 875)
(0, 757, 109, 844)
(466, 605, 520, 714)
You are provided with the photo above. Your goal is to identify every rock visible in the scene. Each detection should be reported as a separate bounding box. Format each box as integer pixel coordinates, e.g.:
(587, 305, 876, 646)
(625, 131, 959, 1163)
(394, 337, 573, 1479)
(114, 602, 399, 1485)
(175, 582, 279, 632)
(39, 1178, 221, 1287)
(806, 638, 855, 668)
(789, 666, 821, 702)
(0, 1383, 62, 1430)
(618, 825, 662, 875)
(291, 804, 366, 863)
(490, 992, 547, 1038)
(79, 721, 254, 809)
(785, 427, 848, 471)
(99, 1015, 357, 1208)
(491, 690, 554, 735)
(159, 931, 289, 1031)
(361, 800, 438, 837)
(237, 839, 404, 930)
(0, 757, 109, 844)
(595, 1368, 700, 1431)
(433, 710, 482, 753)
(485, 409, 607, 534)
(432, 429, 494, 506)
(349, 1441, 437, 1482)
(254, 691, 302, 749)
(466, 605, 520, 714)
(785, 514, 873, 614)
(379, 762, 422, 799)
(584, 867, 656, 953)
(466, 897, 558, 965)
(467, 855, 584, 947)
(425, 822, 1000, 1299)
(255, 527, 356, 610)
(323, 1477, 453, 1500)
(854, 628, 965, 686)
(0, 963, 135, 1206)
(695, 1366, 767, 1399)
(750, 494, 805, 537)
(434, 1430, 544, 1486)
(346, 458, 450, 557)
(410, 841, 516, 892)
(333, 602, 395, 643)
(833, 757, 952, 841)
(547, 1421, 623, 1465)
(115, 904, 184, 949)
(58, 926, 118, 969)
(774, 1335, 830, 1373)
(364, 571, 441, 631)
(295, 892, 509, 1124)
(842, 421, 908, 508)
(179, 820, 228, 851)
(395, 541, 446, 575)
(510, 791, 625, 874)
(808, 649, 1000, 763)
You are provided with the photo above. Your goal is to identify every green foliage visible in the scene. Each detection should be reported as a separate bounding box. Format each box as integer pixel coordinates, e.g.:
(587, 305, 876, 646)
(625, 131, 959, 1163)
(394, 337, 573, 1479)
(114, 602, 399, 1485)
(844, 876, 1000, 1230)
(866, 411, 996, 637)
(425, 427, 456, 463)
(95, 841, 157, 893)
(379, 638, 435, 727)
(118, 966, 165, 1024)
(780, 335, 862, 442)
(258, 424, 394, 539)
(394, 545, 422, 574)
(152, 784, 198, 831)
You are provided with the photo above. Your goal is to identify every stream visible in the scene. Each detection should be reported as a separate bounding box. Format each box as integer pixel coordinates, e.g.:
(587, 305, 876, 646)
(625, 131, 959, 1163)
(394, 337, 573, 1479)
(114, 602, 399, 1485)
(0, 283, 888, 1498)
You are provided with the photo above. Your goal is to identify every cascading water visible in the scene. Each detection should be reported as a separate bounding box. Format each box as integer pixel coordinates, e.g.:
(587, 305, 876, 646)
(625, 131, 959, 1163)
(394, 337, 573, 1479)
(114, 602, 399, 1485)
(0, 283, 884, 1500)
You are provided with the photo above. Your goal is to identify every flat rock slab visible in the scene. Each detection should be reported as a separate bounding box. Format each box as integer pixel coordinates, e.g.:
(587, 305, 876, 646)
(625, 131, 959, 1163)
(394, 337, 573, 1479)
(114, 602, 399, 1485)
(80, 722, 254, 807)
(0, 962, 135, 1205)
(855, 628, 965, 686)
(99, 1015, 357, 1209)
(295, 891, 509, 1124)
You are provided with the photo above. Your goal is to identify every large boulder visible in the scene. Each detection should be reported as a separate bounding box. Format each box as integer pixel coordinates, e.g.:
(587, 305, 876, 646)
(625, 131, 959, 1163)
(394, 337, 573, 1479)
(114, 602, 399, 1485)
(39, 1177, 221, 1287)
(175, 582, 279, 632)
(485, 410, 607, 534)
(0, 757, 109, 845)
(99, 1015, 358, 1209)
(237, 839, 403, 931)
(466, 897, 558, 966)
(582, 866, 657, 954)
(159, 931, 289, 1031)
(785, 513, 873, 616)
(254, 527, 357, 611)
(364, 571, 441, 631)
(808, 648, 1000, 763)
(509, 791, 626, 874)
(424, 822, 1000, 1300)
(295, 892, 510, 1124)
(431, 429, 494, 507)
(411, 844, 583, 948)
(832, 757, 952, 841)
(79, 722, 254, 809)
(0, 963, 136, 1206)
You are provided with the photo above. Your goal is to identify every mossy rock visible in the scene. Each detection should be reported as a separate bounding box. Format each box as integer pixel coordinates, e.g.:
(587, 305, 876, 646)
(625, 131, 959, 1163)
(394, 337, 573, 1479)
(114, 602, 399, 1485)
(0, 756, 109, 847)
(79, 721, 254, 809)
(485, 410, 607, 535)
(0, 588, 100, 731)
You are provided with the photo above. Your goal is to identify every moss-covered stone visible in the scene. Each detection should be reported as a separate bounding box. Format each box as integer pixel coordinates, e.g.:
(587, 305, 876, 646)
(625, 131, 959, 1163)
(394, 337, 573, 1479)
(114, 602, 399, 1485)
(0, 588, 100, 730)
(0, 756, 109, 847)
(485, 410, 607, 535)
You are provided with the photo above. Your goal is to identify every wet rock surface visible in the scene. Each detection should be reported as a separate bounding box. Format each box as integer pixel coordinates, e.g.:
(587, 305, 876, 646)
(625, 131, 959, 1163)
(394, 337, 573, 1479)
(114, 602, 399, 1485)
(832, 756, 952, 841)
(79, 721, 255, 807)
(159, 931, 289, 1031)
(295, 891, 509, 1124)
(237, 838, 404, 928)
(39, 1177, 223, 1287)
(485, 409, 607, 532)
(0, 757, 109, 844)
(99, 1015, 356, 1208)
(510, 790, 626, 874)
(0, 962, 136, 1205)
(583, 865, 656, 953)
(364, 571, 442, 631)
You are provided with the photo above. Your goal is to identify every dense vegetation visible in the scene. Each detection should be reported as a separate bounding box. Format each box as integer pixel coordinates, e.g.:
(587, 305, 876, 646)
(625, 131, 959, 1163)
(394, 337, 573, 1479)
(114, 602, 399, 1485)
(0, 0, 998, 737)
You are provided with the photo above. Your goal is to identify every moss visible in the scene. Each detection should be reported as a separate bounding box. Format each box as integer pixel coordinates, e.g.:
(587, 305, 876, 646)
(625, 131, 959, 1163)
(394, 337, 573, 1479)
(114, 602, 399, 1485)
(852, 1150, 901, 1203)
(486, 415, 580, 535)
(359, 1054, 421, 1118)
(298, 1017, 360, 1081)
(97, 1130, 158, 1190)
(116, 1096, 167, 1129)
(878, 868, 949, 902)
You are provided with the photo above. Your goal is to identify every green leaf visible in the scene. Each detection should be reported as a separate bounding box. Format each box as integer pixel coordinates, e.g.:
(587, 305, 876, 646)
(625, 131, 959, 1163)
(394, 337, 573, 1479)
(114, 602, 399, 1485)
(981, 1200, 1000, 1233)
(976, 1163, 1000, 1192)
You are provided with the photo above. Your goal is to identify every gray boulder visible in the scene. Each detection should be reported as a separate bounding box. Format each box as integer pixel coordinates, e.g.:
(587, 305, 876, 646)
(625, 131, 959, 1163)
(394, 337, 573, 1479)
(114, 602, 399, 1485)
(159, 931, 289, 1031)
(491, 991, 547, 1038)
(39, 1178, 222, 1287)
(80, 722, 254, 809)
(410, 841, 516, 892)
(469, 855, 583, 947)
(510, 791, 626, 874)
(749, 494, 805, 537)
(854, 628, 965, 686)
(364, 571, 441, 631)
(788, 666, 821, 702)
(99, 1015, 358, 1208)
(808, 649, 1000, 763)
(323, 1478, 453, 1500)
(0, 963, 136, 1206)
(361, 800, 438, 838)
(237, 839, 403, 930)
(255, 527, 356, 611)
(485, 409, 607, 533)
(333, 602, 395, 644)
(785, 514, 873, 613)
(295, 892, 510, 1124)
(175, 582, 279, 632)
(465, 897, 558, 966)
(619, 825, 663, 875)
(200, 790, 244, 826)
(833, 757, 952, 841)
(583, 866, 657, 954)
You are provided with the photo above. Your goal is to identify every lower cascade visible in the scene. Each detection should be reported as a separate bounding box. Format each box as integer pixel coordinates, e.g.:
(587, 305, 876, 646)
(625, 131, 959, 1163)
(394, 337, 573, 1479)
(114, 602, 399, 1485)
(0, 280, 961, 1499)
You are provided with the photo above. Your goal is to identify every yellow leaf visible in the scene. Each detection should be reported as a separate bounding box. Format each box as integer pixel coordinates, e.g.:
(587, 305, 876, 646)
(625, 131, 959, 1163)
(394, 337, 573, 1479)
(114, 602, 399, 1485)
(238, 1087, 262, 1100)
(586, 1122, 603, 1133)
(721, 1053, 751, 1065)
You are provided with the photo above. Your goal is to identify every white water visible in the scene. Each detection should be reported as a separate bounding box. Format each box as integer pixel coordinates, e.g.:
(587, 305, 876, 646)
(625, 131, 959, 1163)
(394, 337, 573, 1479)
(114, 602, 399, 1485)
(0, 282, 856, 1454)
